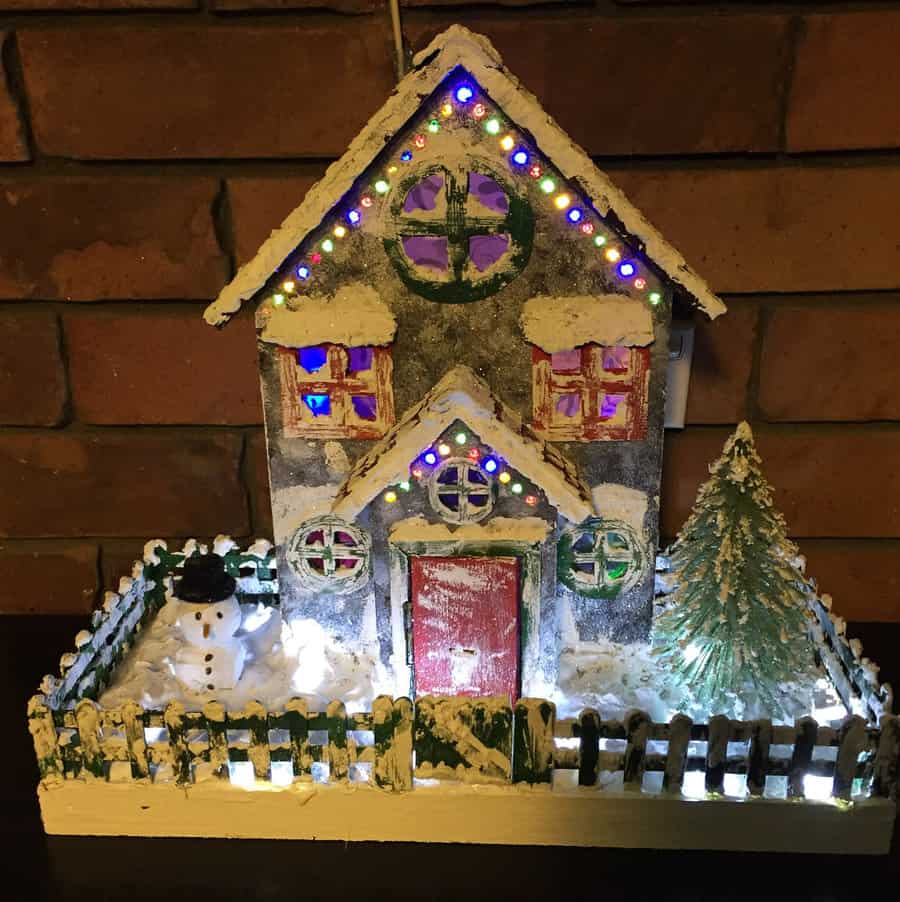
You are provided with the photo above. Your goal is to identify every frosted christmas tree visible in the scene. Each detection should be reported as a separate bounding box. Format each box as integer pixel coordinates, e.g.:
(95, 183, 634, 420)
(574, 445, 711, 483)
(654, 423, 814, 718)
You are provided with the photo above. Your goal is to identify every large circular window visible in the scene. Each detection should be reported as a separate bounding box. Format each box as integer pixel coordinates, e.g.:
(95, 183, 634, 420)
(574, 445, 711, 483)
(428, 457, 494, 524)
(558, 519, 644, 599)
(286, 516, 370, 593)
(384, 161, 534, 303)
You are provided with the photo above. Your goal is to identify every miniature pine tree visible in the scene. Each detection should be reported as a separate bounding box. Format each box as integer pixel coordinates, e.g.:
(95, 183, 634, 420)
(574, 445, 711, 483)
(654, 422, 813, 717)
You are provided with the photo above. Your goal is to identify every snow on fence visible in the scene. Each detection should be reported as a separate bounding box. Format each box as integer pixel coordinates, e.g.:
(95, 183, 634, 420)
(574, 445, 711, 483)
(28, 694, 900, 804)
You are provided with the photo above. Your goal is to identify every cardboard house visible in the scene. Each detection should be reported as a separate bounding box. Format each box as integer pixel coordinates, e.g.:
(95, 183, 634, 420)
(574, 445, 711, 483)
(203, 26, 727, 701)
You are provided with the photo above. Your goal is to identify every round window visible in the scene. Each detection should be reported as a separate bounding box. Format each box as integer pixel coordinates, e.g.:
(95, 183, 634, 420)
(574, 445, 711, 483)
(384, 161, 534, 303)
(558, 519, 644, 598)
(285, 516, 370, 593)
(428, 457, 494, 524)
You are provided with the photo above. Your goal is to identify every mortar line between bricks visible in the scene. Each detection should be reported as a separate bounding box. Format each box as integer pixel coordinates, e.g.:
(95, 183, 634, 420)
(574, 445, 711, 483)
(744, 303, 769, 424)
(1, 30, 36, 161)
(776, 15, 804, 155)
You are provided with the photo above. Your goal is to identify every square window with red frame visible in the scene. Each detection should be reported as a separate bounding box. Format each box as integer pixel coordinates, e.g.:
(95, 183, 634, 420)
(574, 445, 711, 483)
(279, 344, 395, 439)
(531, 344, 650, 441)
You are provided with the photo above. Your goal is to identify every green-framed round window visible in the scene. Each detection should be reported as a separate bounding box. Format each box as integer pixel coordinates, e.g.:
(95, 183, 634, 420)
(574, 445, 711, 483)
(384, 160, 534, 303)
(558, 519, 644, 599)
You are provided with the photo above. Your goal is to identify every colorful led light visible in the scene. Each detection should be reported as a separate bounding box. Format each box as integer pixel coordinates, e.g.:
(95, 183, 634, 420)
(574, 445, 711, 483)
(467, 447, 481, 461)
(499, 135, 515, 152)
(333, 226, 346, 239)
(485, 118, 501, 136)
(580, 222, 594, 236)
(310, 252, 322, 264)
(524, 495, 538, 507)
(617, 261, 636, 278)
(428, 118, 441, 133)
(413, 134, 426, 150)
(282, 280, 295, 292)
(499, 471, 512, 484)
(296, 265, 310, 280)
(423, 451, 438, 466)
(438, 442, 451, 457)
(649, 292, 662, 305)
(512, 148, 529, 166)
(347, 209, 361, 225)
(593, 235, 607, 247)
(554, 194, 571, 210)
(528, 164, 543, 179)
(374, 180, 390, 195)
(455, 84, 474, 103)
(411, 467, 424, 479)
(321, 239, 334, 253)
(384, 490, 398, 503)
(387, 166, 398, 174)
(511, 483, 523, 495)
(483, 457, 499, 473)
(360, 195, 373, 208)
(539, 178, 555, 194)
(440, 103, 453, 119)
(472, 103, 486, 120)
(605, 247, 621, 263)
(399, 481, 411, 492)
(400, 150, 413, 162)
(634, 277, 647, 290)
(566, 207, 582, 223)
(455, 432, 467, 444)
(273, 293, 284, 305)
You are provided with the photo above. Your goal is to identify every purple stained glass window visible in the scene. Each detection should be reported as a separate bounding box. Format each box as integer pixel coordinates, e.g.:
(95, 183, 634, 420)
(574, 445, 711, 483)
(468, 173, 508, 213)
(351, 395, 377, 421)
(298, 346, 327, 373)
(403, 174, 444, 213)
(600, 393, 626, 419)
(347, 346, 373, 373)
(551, 349, 582, 373)
(555, 393, 581, 418)
(402, 236, 448, 272)
(469, 234, 509, 272)
(601, 346, 630, 373)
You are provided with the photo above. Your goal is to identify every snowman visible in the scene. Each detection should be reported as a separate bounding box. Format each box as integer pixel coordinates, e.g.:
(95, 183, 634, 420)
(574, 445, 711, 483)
(172, 553, 246, 693)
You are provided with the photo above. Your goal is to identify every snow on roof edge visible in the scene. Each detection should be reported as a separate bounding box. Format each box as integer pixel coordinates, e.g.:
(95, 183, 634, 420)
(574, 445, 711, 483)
(204, 25, 726, 327)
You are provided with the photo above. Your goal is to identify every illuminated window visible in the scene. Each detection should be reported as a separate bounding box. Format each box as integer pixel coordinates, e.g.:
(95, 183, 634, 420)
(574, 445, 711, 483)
(279, 344, 394, 439)
(558, 519, 644, 598)
(285, 517, 370, 593)
(531, 344, 650, 441)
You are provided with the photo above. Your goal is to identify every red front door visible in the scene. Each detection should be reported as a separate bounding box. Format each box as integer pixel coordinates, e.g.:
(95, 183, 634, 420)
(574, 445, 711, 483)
(411, 556, 520, 700)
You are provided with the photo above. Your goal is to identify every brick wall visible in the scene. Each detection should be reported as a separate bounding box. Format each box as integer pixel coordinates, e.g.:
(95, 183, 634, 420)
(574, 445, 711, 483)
(0, 4, 898, 622)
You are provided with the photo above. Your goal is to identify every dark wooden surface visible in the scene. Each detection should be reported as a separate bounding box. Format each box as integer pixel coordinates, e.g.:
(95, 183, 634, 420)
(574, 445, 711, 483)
(4, 614, 900, 901)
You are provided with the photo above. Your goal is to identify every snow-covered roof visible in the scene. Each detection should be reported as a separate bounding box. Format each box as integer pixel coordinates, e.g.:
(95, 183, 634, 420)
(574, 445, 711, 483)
(521, 294, 655, 353)
(204, 26, 726, 327)
(331, 365, 595, 524)
(257, 283, 396, 348)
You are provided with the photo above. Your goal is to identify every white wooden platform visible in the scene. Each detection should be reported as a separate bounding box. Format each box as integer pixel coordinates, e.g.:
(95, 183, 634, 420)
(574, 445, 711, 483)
(39, 780, 897, 853)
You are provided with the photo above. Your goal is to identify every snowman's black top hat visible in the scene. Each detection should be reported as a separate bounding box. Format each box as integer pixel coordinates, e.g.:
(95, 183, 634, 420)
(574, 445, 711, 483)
(175, 553, 236, 603)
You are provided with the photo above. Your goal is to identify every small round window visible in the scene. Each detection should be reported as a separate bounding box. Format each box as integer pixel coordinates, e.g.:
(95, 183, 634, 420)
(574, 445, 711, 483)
(385, 161, 534, 303)
(428, 457, 494, 524)
(558, 519, 644, 598)
(286, 516, 370, 593)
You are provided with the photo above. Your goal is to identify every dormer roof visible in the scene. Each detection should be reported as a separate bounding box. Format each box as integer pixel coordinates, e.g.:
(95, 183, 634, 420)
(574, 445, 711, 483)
(204, 25, 726, 328)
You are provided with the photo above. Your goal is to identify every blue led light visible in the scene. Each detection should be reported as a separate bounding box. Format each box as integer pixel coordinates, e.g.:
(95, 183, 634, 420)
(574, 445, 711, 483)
(400, 150, 413, 162)
(483, 457, 499, 474)
(567, 208, 583, 224)
(303, 394, 331, 417)
(296, 265, 310, 280)
(423, 450, 438, 466)
(511, 148, 529, 166)
(346, 209, 361, 225)
(617, 261, 637, 278)
(455, 84, 474, 103)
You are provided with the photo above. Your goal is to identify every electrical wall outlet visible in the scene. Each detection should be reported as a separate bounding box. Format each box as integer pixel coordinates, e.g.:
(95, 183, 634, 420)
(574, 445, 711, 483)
(665, 322, 695, 429)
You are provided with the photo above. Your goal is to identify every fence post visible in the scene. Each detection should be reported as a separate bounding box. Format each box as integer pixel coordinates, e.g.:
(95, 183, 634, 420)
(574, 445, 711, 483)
(789, 716, 818, 798)
(244, 700, 271, 781)
(577, 708, 600, 787)
(121, 700, 149, 781)
(746, 719, 772, 797)
(705, 714, 730, 794)
(623, 709, 651, 792)
(164, 700, 192, 786)
(871, 714, 900, 799)
(373, 695, 413, 791)
(75, 698, 105, 779)
(27, 695, 63, 784)
(284, 697, 310, 781)
(513, 698, 555, 784)
(202, 700, 229, 779)
(663, 713, 692, 795)
(834, 715, 867, 801)
(326, 700, 349, 783)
